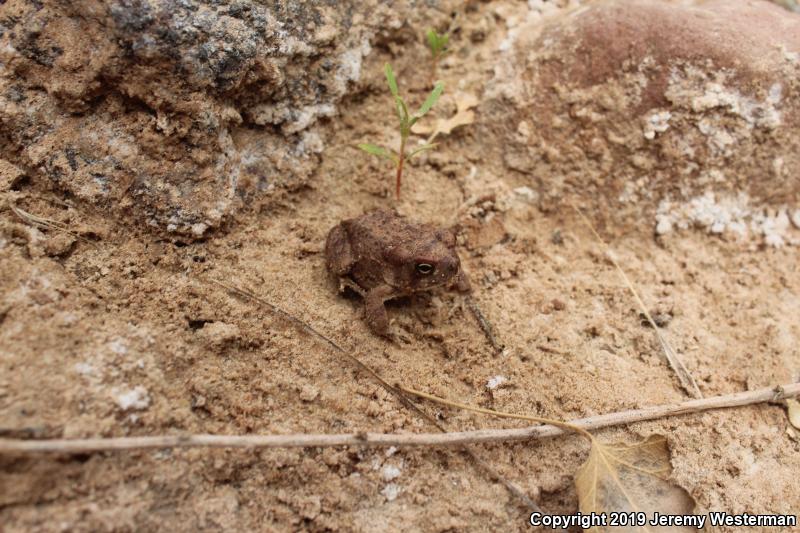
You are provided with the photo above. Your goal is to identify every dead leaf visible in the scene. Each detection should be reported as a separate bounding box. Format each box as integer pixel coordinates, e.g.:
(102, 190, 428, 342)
(787, 399, 800, 430)
(576, 434, 696, 532)
(412, 93, 478, 139)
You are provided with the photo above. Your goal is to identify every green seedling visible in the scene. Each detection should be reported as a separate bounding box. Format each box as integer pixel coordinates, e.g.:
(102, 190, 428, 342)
(358, 63, 443, 199)
(425, 28, 449, 85)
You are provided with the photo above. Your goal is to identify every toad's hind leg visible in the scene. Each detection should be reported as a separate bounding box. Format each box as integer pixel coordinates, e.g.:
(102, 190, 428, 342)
(325, 224, 355, 276)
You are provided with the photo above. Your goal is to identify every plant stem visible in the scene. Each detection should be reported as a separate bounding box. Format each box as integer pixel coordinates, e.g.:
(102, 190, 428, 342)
(2, 383, 796, 453)
(395, 135, 406, 198)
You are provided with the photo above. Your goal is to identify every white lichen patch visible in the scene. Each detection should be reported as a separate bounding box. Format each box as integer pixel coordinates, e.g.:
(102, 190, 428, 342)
(294, 130, 324, 156)
(381, 465, 401, 482)
(74, 362, 96, 376)
(381, 483, 400, 502)
(664, 68, 784, 157)
(251, 102, 336, 134)
(643, 110, 671, 139)
(113, 386, 151, 411)
(486, 375, 508, 390)
(655, 191, 800, 247)
(687, 81, 782, 129)
(108, 337, 129, 356)
(334, 39, 371, 92)
(668, 67, 782, 126)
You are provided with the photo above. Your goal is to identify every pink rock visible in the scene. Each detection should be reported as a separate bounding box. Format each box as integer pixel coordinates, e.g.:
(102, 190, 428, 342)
(487, 0, 800, 222)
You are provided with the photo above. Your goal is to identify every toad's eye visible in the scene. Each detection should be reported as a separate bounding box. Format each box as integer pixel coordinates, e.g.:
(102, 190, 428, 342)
(415, 263, 434, 275)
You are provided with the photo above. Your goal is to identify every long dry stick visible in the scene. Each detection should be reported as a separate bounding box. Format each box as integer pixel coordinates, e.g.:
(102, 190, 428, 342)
(2, 383, 795, 453)
(571, 203, 703, 399)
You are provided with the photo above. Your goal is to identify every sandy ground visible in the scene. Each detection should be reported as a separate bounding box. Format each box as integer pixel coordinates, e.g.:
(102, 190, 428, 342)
(2, 2, 800, 532)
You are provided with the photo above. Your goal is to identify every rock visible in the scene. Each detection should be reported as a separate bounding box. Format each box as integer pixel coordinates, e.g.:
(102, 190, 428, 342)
(0, 1, 450, 237)
(196, 321, 240, 346)
(43, 233, 76, 257)
(464, 215, 507, 250)
(298, 384, 320, 402)
(0, 159, 26, 192)
(485, 0, 800, 225)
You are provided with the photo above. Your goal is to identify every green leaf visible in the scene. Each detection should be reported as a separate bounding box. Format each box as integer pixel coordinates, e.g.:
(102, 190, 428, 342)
(396, 96, 409, 121)
(426, 29, 439, 54)
(384, 63, 399, 97)
(439, 32, 450, 50)
(426, 29, 449, 57)
(357, 143, 397, 163)
(415, 81, 444, 118)
(396, 97, 411, 136)
(394, 97, 405, 123)
(407, 143, 438, 160)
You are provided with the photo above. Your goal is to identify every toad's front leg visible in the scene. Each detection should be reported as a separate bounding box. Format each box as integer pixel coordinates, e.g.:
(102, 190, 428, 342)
(454, 268, 472, 293)
(364, 284, 396, 336)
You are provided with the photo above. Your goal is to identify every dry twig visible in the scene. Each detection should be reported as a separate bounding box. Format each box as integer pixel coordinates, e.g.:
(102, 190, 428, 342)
(2, 383, 795, 453)
(465, 294, 503, 355)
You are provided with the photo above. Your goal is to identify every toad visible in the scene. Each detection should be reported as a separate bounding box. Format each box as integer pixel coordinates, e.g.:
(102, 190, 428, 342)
(325, 209, 471, 336)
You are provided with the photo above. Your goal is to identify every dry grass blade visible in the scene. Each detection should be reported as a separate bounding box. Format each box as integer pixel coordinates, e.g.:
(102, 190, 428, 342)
(9, 202, 88, 242)
(399, 385, 593, 439)
(571, 204, 703, 399)
(576, 435, 696, 532)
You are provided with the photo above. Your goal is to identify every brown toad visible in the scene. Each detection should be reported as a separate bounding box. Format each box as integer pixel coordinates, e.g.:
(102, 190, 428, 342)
(325, 209, 471, 336)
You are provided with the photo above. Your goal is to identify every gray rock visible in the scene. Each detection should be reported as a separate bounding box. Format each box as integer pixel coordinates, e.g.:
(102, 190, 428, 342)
(0, 0, 412, 236)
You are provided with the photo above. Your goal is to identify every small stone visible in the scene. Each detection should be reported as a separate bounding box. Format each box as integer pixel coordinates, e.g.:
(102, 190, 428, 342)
(513, 185, 538, 202)
(655, 217, 673, 235)
(299, 495, 321, 520)
(43, 233, 76, 257)
(196, 322, 240, 346)
(641, 311, 672, 328)
(299, 384, 319, 402)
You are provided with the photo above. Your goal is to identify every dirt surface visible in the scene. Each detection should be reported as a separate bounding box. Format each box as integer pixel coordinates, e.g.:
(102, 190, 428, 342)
(2, 1, 800, 532)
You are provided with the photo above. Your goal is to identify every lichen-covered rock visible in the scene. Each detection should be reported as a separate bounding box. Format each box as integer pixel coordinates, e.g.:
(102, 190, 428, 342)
(485, 0, 800, 227)
(0, 0, 412, 236)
